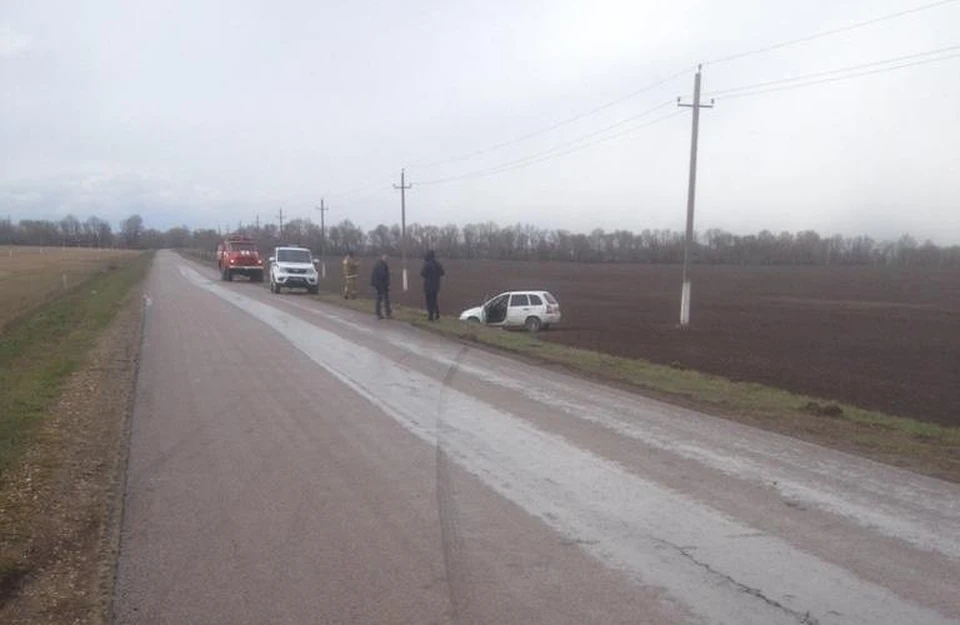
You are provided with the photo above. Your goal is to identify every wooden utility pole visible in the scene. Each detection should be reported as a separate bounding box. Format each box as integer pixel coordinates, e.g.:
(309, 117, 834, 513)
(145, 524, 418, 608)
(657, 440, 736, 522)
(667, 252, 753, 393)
(677, 64, 714, 328)
(315, 199, 329, 279)
(277, 207, 285, 242)
(393, 169, 413, 292)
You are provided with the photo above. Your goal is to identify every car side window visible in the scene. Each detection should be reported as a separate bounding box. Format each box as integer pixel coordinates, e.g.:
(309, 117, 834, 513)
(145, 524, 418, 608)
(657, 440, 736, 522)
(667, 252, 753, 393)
(509, 294, 530, 307)
(528, 294, 543, 306)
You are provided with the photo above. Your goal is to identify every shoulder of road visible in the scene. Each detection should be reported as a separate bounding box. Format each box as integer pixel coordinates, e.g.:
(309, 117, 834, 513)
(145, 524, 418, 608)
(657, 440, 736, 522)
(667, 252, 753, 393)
(1, 249, 151, 623)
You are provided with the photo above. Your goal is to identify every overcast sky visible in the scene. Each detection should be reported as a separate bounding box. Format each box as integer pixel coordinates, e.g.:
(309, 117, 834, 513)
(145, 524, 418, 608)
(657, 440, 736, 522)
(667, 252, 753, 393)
(2, 0, 959, 242)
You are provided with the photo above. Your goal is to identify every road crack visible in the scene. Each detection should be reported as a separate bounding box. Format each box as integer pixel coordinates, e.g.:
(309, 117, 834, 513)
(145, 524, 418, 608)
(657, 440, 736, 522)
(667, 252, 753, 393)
(657, 539, 821, 624)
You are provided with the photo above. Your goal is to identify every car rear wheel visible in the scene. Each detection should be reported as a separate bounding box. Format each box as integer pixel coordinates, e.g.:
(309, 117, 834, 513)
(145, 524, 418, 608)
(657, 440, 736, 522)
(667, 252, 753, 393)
(467, 317, 481, 324)
(307, 286, 319, 295)
(225, 269, 233, 282)
(524, 316, 542, 333)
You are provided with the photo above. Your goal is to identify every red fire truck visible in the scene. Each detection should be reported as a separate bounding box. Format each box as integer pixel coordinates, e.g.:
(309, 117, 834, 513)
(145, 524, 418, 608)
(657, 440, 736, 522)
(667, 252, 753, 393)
(215, 234, 264, 282)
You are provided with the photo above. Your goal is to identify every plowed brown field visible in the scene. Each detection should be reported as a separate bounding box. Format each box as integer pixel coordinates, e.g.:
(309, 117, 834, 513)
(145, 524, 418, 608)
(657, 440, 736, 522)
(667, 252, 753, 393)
(386, 260, 960, 426)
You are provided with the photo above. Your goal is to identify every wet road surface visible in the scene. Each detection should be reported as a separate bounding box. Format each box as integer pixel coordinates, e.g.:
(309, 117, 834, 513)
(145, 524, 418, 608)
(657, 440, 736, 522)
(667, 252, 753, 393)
(113, 251, 960, 624)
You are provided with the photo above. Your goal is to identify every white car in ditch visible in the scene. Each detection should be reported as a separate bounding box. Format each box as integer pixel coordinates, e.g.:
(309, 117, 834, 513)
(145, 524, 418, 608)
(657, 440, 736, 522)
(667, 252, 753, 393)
(269, 246, 320, 294)
(459, 290, 561, 332)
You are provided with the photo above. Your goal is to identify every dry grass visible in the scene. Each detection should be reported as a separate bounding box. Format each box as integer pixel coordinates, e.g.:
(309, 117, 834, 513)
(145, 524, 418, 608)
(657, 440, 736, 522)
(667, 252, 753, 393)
(0, 251, 151, 620)
(0, 246, 138, 331)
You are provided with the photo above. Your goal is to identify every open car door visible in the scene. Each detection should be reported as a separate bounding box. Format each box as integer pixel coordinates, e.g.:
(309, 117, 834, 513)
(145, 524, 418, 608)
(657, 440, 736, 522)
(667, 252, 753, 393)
(482, 294, 509, 325)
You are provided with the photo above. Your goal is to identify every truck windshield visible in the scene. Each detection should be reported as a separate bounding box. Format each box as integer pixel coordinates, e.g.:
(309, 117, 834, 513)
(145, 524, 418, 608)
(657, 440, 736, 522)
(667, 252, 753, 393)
(228, 242, 257, 251)
(278, 249, 312, 263)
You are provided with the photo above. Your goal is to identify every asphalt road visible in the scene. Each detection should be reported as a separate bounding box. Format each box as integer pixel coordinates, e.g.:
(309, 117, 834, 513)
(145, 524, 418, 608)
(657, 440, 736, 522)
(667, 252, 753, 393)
(113, 251, 960, 625)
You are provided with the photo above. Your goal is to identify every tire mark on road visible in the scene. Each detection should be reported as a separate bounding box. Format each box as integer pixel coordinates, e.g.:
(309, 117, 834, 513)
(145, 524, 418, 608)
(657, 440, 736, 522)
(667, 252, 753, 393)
(436, 345, 473, 625)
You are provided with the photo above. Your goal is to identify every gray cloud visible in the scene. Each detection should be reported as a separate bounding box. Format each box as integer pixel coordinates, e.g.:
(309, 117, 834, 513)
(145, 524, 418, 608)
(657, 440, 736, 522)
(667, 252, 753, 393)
(2, 0, 959, 242)
(0, 24, 31, 58)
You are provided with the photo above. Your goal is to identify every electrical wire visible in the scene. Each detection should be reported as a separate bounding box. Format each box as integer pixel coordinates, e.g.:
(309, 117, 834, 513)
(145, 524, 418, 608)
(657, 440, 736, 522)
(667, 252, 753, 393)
(707, 44, 960, 98)
(325, 180, 390, 199)
(707, 0, 958, 66)
(410, 67, 693, 170)
(417, 101, 673, 184)
(711, 50, 960, 100)
(326, 0, 958, 195)
(418, 110, 683, 186)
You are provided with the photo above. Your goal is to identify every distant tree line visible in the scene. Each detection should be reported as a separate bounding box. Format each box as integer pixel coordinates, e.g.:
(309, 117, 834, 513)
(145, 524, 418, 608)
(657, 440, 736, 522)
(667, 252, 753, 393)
(3, 214, 959, 268)
(0, 214, 149, 250)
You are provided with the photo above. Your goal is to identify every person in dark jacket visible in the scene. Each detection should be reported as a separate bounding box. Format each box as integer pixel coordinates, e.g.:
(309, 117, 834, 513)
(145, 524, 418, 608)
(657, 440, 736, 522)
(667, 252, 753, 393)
(420, 250, 445, 321)
(370, 254, 392, 319)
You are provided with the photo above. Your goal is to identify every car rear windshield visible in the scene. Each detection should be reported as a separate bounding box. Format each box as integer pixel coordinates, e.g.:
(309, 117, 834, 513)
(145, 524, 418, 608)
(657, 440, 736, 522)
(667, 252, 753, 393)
(278, 249, 312, 263)
(228, 242, 257, 251)
(543, 292, 558, 305)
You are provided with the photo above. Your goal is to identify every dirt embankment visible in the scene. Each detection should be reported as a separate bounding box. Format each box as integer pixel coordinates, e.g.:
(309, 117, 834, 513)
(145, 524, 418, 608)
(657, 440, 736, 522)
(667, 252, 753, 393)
(0, 290, 145, 624)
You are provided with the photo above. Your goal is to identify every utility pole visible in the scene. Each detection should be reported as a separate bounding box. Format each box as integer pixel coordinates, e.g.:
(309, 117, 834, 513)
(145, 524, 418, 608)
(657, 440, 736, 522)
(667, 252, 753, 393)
(315, 199, 329, 279)
(393, 168, 413, 292)
(255, 214, 260, 231)
(277, 207, 285, 243)
(677, 64, 714, 329)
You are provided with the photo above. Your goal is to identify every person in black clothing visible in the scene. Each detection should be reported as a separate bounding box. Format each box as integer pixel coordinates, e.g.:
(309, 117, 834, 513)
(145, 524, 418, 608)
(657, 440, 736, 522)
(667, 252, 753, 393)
(420, 250, 445, 321)
(370, 254, 392, 319)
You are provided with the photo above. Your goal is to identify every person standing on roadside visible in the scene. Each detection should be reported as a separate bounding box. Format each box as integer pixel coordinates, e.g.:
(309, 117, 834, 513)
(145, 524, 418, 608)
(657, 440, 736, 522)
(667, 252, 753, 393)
(370, 253, 392, 320)
(420, 250, 445, 321)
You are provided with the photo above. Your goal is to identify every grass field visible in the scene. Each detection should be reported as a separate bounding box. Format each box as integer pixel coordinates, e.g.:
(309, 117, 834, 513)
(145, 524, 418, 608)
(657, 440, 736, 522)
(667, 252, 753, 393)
(0, 249, 151, 478)
(0, 246, 139, 331)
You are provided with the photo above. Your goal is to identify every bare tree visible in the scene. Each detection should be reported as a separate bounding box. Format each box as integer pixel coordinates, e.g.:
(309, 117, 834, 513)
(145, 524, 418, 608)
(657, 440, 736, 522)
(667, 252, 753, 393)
(121, 214, 145, 249)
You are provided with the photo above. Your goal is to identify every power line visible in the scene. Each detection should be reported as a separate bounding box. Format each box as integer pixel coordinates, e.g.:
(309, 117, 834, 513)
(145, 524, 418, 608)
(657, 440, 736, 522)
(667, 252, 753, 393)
(417, 100, 674, 184)
(711, 50, 960, 101)
(418, 101, 673, 185)
(419, 109, 683, 186)
(325, 1, 957, 195)
(707, 0, 958, 66)
(325, 180, 388, 199)
(411, 67, 693, 170)
(708, 44, 960, 98)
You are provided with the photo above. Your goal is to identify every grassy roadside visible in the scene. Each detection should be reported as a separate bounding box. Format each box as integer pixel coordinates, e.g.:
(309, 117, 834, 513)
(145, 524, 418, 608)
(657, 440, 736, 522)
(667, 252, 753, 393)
(315, 292, 960, 483)
(0, 252, 152, 478)
(0, 251, 151, 620)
